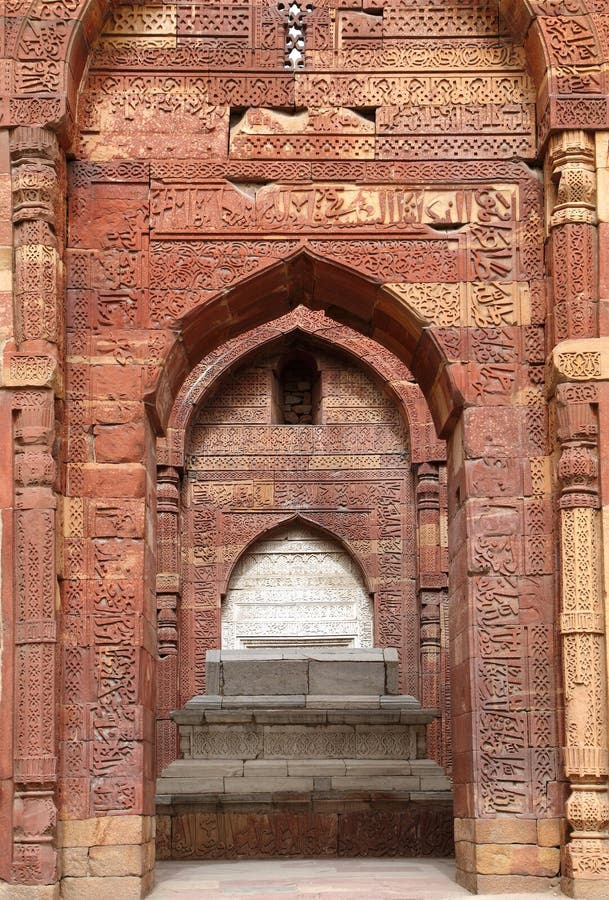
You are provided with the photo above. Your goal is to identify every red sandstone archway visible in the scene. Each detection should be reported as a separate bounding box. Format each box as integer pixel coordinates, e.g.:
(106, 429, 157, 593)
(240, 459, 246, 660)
(160, 305, 446, 468)
(5, 0, 605, 893)
(154, 305, 452, 782)
(147, 248, 463, 440)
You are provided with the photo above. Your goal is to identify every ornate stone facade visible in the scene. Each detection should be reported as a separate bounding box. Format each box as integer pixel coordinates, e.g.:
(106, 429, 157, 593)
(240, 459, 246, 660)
(0, 0, 608, 896)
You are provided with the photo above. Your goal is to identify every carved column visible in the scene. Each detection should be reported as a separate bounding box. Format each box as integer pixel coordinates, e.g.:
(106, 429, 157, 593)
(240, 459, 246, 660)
(156, 465, 182, 774)
(416, 463, 448, 766)
(555, 389, 609, 896)
(7, 127, 63, 887)
(547, 131, 597, 343)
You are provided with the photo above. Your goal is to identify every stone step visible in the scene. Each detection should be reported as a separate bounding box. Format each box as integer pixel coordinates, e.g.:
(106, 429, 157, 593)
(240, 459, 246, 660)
(158, 757, 448, 779)
(177, 699, 435, 729)
(156, 757, 452, 798)
(185, 694, 423, 710)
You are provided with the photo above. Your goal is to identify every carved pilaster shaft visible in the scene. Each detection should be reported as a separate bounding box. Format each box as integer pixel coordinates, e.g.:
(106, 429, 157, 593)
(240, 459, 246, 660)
(157, 466, 182, 657)
(416, 463, 446, 765)
(416, 462, 443, 587)
(10, 126, 61, 345)
(7, 127, 63, 887)
(556, 398, 609, 888)
(547, 131, 598, 343)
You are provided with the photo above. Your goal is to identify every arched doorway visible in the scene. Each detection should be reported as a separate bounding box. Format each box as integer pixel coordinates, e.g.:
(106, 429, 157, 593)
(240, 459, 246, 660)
(155, 322, 455, 860)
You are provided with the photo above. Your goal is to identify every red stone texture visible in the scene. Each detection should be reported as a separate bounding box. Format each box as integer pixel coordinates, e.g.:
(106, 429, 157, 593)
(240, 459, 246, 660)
(158, 802, 454, 860)
(1, 0, 607, 891)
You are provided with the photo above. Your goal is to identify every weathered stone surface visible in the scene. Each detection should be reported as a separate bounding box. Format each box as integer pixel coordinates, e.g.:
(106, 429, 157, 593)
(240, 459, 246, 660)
(2, 0, 606, 890)
(88, 845, 148, 878)
(221, 658, 309, 696)
(58, 817, 155, 849)
(475, 844, 560, 877)
(309, 661, 386, 694)
(61, 876, 148, 900)
(0, 887, 59, 899)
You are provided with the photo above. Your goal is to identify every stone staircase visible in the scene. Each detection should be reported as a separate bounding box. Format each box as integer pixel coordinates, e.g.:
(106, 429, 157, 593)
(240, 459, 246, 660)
(156, 650, 453, 859)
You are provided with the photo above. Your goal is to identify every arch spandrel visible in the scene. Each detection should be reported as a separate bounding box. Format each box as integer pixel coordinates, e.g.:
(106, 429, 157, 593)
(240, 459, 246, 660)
(146, 249, 462, 443)
(4, 0, 608, 143)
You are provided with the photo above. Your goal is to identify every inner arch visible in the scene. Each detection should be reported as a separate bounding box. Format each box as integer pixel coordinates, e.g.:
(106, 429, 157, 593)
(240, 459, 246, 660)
(222, 520, 373, 649)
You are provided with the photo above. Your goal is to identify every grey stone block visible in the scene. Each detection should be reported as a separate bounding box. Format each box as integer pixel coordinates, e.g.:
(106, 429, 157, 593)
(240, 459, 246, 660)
(189, 724, 263, 759)
(326, 710, 401, 725)
(380, 695, 420, 709)
(305, 649, 385, 661)
(263, 724, 356, 759)
(410, 791, 453, 801)
(308, 660, 386, 695)
(156, 777, 224, 795)
(330, 776, 420, 791)
(410, 760, 446, 774)
(313, 777, 332, 791)
(221, 657, 309, 695)
(383, 649, 399, 695)
(184, 695, 222, 709)
(287, 759, 347, 777)
(399, 709, 437, 724)
(204, 710, 254, 724)
(159, 760, 244, 778)
(420, 775, 453, 790)
(219, 793, 274, 806)
(205, 650, 221, 694)
(223, 776, 314, 793)
(243, 760, 288, 776)
(305, 695, 381, 709)
(254, 710, 327, 725)
(221, 695, 306, 708)
(343, 760, 413, 776)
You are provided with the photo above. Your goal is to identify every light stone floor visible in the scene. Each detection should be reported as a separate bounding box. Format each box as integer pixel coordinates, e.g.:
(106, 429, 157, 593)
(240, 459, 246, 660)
(150, 859, 561, 899)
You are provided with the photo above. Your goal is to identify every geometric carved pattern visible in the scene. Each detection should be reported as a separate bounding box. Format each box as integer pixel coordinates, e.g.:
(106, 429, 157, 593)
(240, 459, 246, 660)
(4, 0, 605, 891)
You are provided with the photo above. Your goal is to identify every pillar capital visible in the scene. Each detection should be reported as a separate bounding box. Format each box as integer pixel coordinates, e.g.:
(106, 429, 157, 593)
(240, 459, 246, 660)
(547, 130, 597, 227)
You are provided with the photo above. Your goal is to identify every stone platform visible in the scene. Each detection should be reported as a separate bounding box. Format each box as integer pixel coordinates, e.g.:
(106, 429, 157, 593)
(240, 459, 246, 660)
(156, 650, 453, 859)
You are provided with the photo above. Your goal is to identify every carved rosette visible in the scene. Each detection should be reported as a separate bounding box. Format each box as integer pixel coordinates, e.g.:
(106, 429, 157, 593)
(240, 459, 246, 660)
(555, 397, 609, 885)
(7, 127, 64, 886)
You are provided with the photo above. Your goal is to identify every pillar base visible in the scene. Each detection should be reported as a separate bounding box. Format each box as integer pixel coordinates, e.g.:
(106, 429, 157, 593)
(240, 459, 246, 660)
(57, 816, 155, 898)
(456, 869, 559, 894)
(60, 873, 154, 899)
(454, 817, 561, 893)
(562, 876, 609, 898)
(0, 886, 59, 899)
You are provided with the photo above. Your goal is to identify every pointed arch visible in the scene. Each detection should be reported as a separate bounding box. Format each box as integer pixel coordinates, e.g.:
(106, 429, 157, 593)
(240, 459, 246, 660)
(148, 248, 462, 443)
(220, 515, 375, 649)
(220, 511, 375, 600)
(160, 304, 446, 469)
